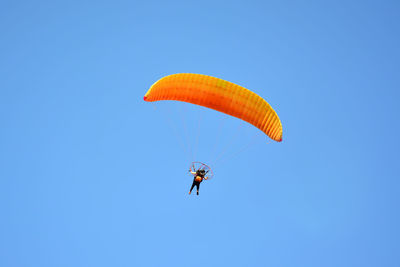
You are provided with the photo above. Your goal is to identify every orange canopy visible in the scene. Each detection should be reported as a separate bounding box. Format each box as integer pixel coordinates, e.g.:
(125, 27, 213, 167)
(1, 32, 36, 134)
(144, 73, 282, 142)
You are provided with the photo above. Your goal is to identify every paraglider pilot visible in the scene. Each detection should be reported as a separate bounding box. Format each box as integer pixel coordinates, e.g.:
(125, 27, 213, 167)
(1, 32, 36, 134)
(189, 169, 208, 195)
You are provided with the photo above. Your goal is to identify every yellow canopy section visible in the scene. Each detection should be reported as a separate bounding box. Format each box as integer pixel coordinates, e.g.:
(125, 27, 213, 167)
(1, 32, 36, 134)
(144, 73, 282, 142)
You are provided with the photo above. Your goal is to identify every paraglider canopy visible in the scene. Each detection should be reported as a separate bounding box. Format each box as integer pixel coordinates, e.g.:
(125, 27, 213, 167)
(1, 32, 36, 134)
(144, 73, 283, 142)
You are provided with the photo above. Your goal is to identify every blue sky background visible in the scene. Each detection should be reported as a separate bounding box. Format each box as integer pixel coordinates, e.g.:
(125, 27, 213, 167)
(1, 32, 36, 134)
(1, 0, 399, 266)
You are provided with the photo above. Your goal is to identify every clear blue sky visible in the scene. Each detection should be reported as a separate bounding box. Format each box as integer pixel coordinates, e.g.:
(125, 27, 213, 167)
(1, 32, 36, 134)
(1, 1, 399, 266)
